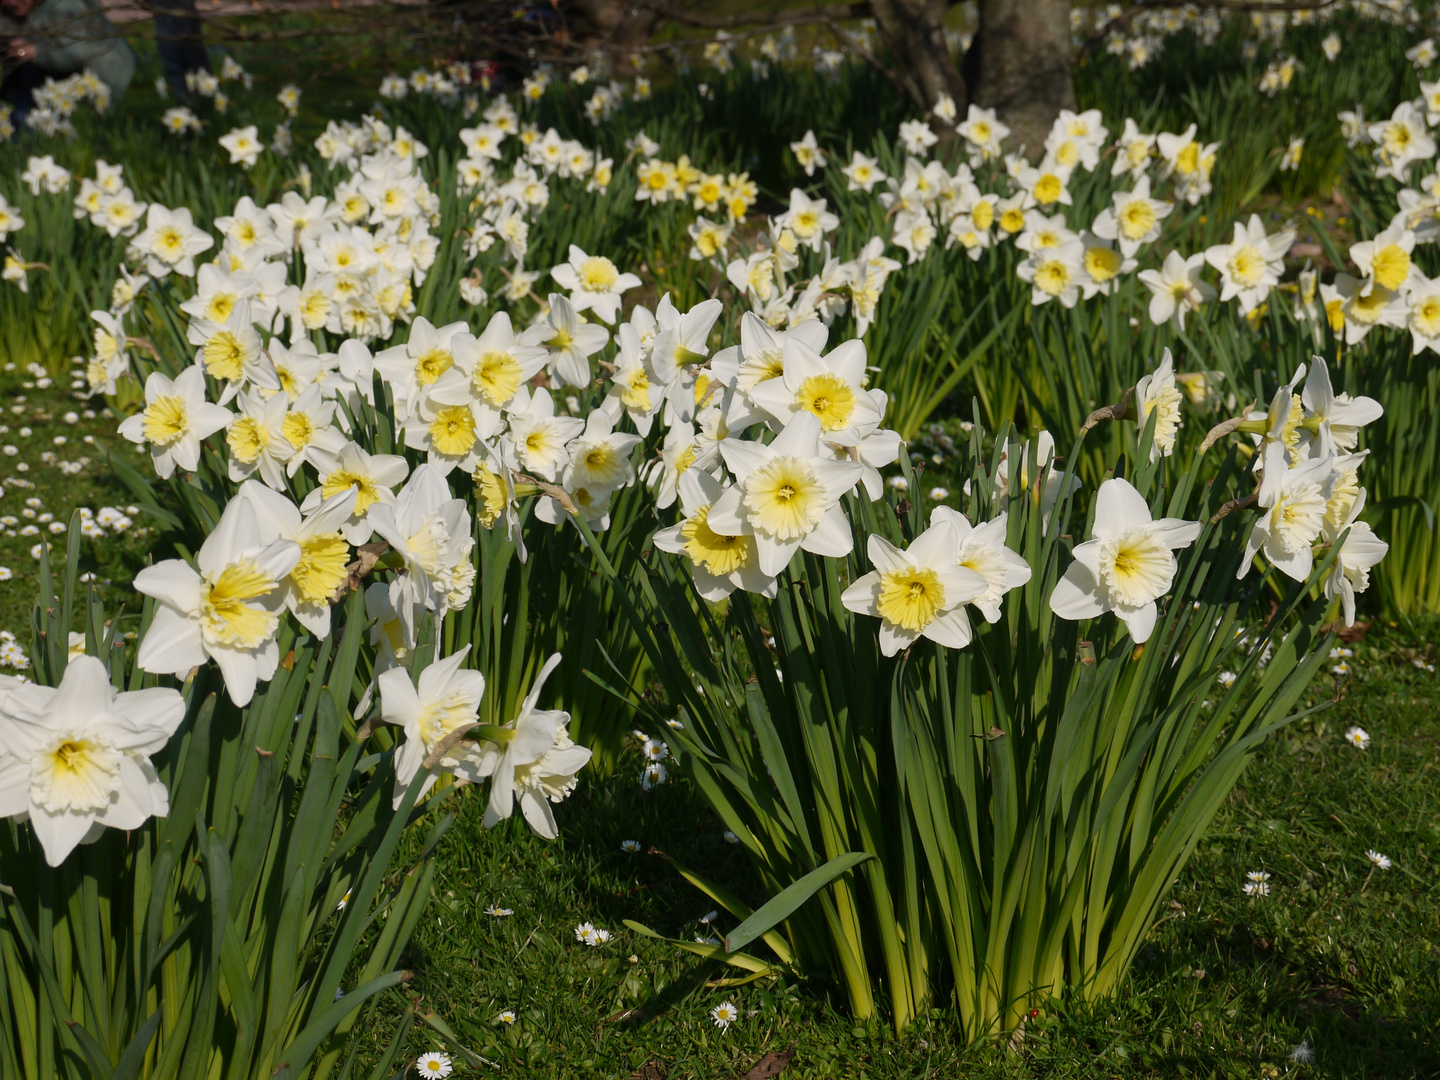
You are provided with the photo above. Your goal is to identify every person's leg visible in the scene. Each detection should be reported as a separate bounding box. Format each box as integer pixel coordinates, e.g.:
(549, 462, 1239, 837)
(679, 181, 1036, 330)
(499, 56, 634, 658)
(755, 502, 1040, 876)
(149, 0, 208, 99)
(0, 61, 43, 125)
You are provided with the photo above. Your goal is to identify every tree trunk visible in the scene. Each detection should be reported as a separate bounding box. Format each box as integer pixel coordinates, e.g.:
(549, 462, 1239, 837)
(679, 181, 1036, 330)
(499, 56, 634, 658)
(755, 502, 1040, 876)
(963, 0, 1075, 160)
(566, 0, 665, 57)
(867, 0, 967, 116)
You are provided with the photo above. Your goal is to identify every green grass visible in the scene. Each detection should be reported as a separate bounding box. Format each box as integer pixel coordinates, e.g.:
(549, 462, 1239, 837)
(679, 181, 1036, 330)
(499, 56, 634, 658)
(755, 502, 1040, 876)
(352, 621, 1438, 1077)
(0, 364, 158, 639)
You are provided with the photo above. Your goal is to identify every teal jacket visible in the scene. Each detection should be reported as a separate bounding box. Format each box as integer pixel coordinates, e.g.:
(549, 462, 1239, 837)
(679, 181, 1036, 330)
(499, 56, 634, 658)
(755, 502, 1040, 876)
(2, 0, 137, 100)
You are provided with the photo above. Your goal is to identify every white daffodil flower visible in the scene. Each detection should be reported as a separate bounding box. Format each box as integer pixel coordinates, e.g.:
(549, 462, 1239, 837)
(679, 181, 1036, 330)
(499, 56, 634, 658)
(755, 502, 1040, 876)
(600, 322, 665, 436)
(1406, 272, 1440, 355)
(118, 367, 233, 479)
(130, 203, 214, 278)
(302, 441, 410, 546)
(654, 469, 775, 600)
(707, 411, 865, 577)
(1137, 250, 1216, 331)
(957, 104, 1009, 162)
(369, 465, 476, 643)
(1077, 233, 1136, 298)
(648, 296, 724, 422)
(238, 481, 355, 637)
(1297, 357, 1383, 457)
(712, 311, 827, 402)
(178, 261, 258, 325)
(1368, 101, 1435, 183)
(1049, 477, 1201, 644)
(748, 337, 883, 447)
(1334, 272, 1406, 345)
(560, 408, 642, 496)
(1240, 443, 1336, 582)
(1111, 118, 1155, 180)
(776, 189, 839, 252)
(841, 519, 988, 655)
(373, 316, 471, 420)
(1349, 223, 1415, 296)
(279, 384, 347, 478)
(549, 244, 641, 324)
(1204, 214, 1295, 315)
(225, 390, 294, 489)
(646, 422, 699, 511)
(186, 299, 279, 404)
(930, 508, 1032, 624)
(519, 293, 610, 388)
(473, 653, 593, 839)
(1015, 235, 1083, 306)
(1135, 349, 1184, 461)
(504, 384, 585, 482)
(426, 312, 548, 441)
(135, 496, 300, 706)
(1321, 489, 1388, 626)
(1091, 176, 1172, 257)
(380, 644, 487, 808)
(0, 658, 185, 866)
(842, 151, 886, 193)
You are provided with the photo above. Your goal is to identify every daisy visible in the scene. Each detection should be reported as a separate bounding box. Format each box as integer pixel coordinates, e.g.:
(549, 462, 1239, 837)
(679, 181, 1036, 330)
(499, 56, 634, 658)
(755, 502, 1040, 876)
(414, 1051, 452, 1077)
(1365, 849, 1391, 869)
(1242, 871, 1271, 897)
(1344, 725, 1370, 749)
(710, 1001, 739, 1029)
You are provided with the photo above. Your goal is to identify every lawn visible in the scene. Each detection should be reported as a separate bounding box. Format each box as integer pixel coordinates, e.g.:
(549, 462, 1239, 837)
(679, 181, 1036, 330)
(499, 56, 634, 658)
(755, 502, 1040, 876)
(347, 618, 1437, 1078)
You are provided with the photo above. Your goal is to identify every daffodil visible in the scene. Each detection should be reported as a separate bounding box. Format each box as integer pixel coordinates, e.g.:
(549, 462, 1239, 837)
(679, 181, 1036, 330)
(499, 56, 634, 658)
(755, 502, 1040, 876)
(776, 189, 839, 252)
(1091, 176, 1172, 257)
(186, 300, 279, 404)
(549, 244, 641, 324)
(1049, 477, 1201, 643)
(471, 653, 592, 839)
(930, 508, 1032, 623)
(426, 311, 547, 437)
(1321, 488, 1388, 626)
(601, 322, 664, 435)
(118, 366, 233, 479)
(747, 336, 883, 446)
(130, 203, 213, 278)
(135, 496, 300, 705)
(503, 384, 585, 481)
(1296, 357, 1382, 457)
(1018, 239, 1085, 307)
(518, 293, 610, 388)
(706, 412, 865, 577)
(841, 520, 986, 655)
(238, 481, 355, 637)
(302, 441, 410, 546)
(1239, 443, 1337, 582)
(654, 469, 774, 600)
(1349, 224, 1415, 295)
(1134, 349, 1184, 460)
(368, 464, 476, 641)
(373, 316, 471, 418)
(1204, 214, 1294, 315)
(379, 644, 487, 808)
(225, 391, 294, 489)
(0, 657, 185, 866)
